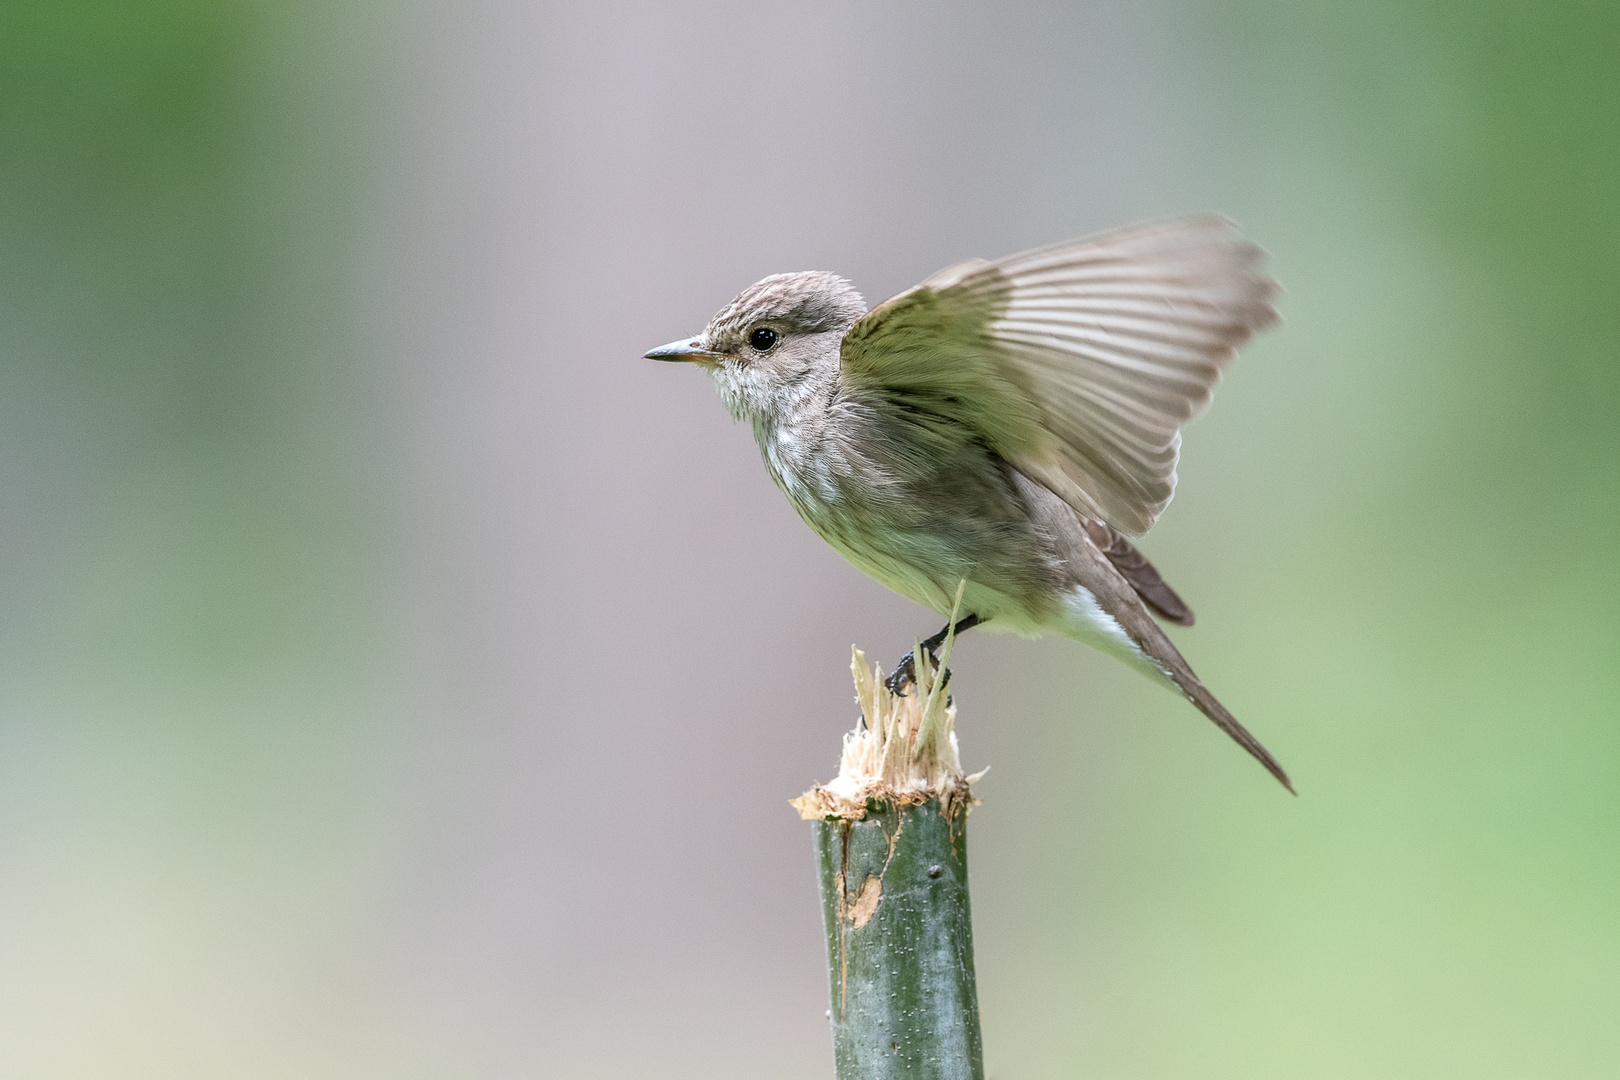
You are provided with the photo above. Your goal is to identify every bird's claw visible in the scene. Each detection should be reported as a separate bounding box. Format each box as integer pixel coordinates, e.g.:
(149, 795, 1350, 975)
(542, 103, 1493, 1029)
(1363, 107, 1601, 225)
(884, 647, 952, 697)
(884, 651, 919, 696)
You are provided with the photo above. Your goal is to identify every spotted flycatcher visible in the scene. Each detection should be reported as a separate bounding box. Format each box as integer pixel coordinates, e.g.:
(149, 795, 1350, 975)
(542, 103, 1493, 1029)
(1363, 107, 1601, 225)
(647, 217, 1290, 790)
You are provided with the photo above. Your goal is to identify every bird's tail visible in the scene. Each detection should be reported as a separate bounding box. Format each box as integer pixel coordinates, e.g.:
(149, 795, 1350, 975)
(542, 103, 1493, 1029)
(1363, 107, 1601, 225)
(1058, 585, 1294, 792)
(1171, 670, 1295, 794)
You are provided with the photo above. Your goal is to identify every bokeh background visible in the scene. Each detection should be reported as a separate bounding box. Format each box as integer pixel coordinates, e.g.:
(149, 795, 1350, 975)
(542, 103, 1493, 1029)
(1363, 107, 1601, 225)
(3, 1, 1617, 1077)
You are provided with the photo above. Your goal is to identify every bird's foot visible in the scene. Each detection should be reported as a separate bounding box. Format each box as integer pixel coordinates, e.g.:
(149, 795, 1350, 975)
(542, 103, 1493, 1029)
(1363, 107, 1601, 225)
(884, 647, 951, 697)
(884, 651, 919, 696)
(883, 614, 982, 697)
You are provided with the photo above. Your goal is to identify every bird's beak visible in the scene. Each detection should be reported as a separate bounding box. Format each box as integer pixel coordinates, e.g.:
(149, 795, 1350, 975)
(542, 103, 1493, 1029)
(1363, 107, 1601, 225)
(644, 337, 724, 365)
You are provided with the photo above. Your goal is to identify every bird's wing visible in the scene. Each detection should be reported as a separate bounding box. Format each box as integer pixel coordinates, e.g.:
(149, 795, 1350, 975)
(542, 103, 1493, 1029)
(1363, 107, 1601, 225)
(840, 216, 1278, 536)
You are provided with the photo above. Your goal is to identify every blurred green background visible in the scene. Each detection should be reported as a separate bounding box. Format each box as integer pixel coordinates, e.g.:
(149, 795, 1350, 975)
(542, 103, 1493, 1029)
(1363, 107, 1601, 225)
(1, 1, 1616, 1077)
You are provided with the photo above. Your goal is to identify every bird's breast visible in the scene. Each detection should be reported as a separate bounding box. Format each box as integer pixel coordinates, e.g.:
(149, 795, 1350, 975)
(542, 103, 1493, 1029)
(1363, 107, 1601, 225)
(756, 421, 947, 605)
(755, 415, 1050, 620)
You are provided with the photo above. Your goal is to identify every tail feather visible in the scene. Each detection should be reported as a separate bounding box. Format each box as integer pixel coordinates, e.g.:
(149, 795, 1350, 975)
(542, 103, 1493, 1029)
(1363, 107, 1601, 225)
(1175, 673, 1295, 794)
(1058, 583, 1294, 792)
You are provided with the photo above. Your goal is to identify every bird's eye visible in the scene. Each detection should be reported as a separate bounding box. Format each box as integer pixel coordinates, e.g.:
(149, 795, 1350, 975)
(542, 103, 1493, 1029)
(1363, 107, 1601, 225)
(749, 327, 779, 352)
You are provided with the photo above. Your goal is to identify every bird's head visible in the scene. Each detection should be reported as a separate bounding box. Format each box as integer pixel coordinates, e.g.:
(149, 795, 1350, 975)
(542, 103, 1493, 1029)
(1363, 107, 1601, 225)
(645, 271, 865, 423)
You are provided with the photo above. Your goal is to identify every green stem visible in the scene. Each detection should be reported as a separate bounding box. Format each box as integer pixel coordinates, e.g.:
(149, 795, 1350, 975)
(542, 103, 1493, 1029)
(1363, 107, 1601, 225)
(813, 797, 984, 1080)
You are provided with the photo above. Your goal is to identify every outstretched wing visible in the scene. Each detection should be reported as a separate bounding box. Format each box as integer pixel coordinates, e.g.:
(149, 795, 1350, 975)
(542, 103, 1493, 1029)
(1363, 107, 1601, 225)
(840, 216, 1278, 536)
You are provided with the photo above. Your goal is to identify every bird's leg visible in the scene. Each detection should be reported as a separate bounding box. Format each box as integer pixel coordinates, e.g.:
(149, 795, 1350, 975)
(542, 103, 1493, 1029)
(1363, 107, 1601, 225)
(885, 614, 983, 696)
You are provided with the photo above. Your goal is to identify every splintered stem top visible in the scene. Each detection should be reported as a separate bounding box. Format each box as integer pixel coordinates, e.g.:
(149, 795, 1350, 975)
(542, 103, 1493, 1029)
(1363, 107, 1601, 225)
(792, 582, 982, 823)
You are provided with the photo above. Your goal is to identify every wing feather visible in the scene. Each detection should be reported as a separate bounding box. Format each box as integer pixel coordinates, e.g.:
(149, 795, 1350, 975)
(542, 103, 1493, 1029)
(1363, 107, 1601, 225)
(840, 216, 1277, 535)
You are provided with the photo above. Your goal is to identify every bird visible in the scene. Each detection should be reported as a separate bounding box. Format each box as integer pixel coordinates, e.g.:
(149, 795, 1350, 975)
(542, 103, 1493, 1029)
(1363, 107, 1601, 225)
(645, 216, 1291, 791)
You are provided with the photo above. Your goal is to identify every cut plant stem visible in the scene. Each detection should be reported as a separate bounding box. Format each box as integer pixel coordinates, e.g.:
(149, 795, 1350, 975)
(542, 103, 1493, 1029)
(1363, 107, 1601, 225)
(792, 622, 986, 1080)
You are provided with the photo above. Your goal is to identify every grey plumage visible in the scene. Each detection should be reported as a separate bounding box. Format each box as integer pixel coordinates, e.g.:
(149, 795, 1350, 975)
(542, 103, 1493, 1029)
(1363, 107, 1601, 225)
(646, 216, 1291, 790)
